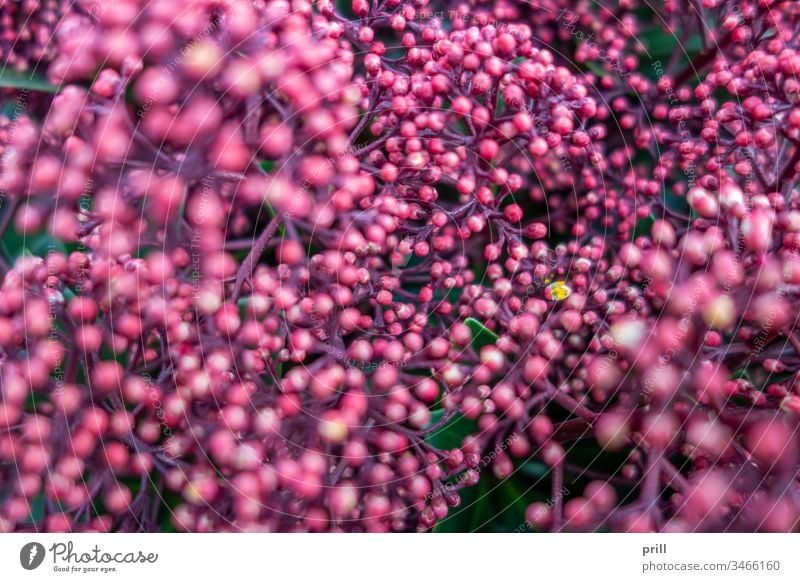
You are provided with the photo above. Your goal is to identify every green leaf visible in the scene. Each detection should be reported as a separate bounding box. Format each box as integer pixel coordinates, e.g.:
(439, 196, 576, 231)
(433, 475, 540, 533)
(583, 61, 607, 78)
(0, 68, 60, 93)
(633, 215, 654, 238)
(464, 317, 498, 351)
(426, 413, 477, 451)
(518, 460, 550, 480)
(1, 225, 66, 264)
(425, 408, 445, 428)
(27, 494, 45, 524)
(157, 491, 183, 532)
(640, 30, 703, 61)
(433, 478, 491, 533)
(500, 479, 531, 518)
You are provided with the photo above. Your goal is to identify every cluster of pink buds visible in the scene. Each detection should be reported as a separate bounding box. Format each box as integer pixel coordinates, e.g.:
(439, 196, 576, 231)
(0, 0, 69, 72)
(0, 0, 799, 533)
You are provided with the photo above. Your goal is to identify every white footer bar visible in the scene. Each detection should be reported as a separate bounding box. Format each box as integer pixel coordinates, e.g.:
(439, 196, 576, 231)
(0, 534, 796, 581)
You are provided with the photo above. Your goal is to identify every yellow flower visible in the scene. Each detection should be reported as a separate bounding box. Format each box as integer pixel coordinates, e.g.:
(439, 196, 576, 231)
(545, 280, 571, 301)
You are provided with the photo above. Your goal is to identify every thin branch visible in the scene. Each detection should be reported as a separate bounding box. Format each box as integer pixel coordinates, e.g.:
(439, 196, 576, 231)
(231, 214, 282, 301)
